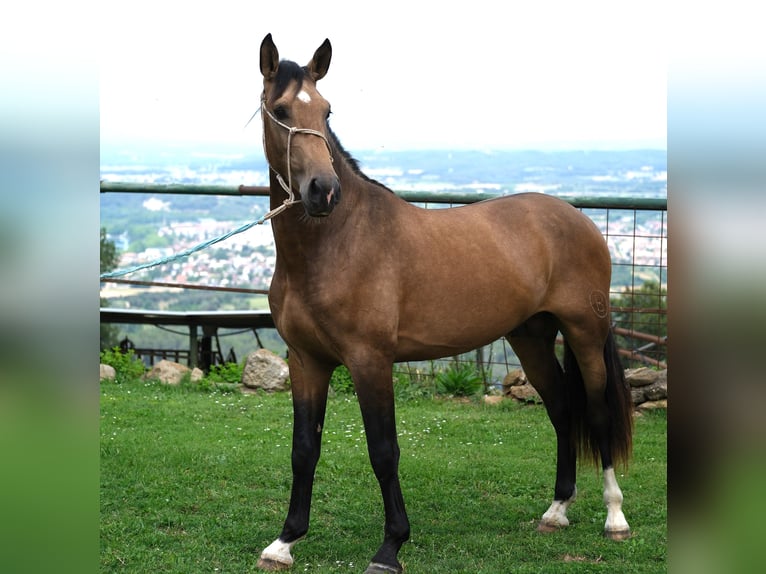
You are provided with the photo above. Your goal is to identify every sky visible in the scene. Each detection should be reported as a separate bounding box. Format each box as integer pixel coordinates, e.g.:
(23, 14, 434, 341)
(100, 0, 667, 152)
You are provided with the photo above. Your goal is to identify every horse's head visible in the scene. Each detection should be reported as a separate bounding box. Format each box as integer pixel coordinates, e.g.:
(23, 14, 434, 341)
(259, 33, 341, 218)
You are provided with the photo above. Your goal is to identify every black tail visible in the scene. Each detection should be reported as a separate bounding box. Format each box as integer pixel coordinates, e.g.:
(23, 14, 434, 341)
(564, 329, 633, 469)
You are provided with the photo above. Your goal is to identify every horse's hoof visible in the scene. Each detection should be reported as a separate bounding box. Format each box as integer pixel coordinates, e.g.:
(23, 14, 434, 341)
(604, 528, 631, 541)
(537, 520, 564, 533)
(257, 557, 292, 571)
(364, 562, 403, 574)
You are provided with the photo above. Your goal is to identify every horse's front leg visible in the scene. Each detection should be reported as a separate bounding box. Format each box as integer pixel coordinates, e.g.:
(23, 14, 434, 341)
(258, 353, 332, 571)
(352, 360, 410, 574)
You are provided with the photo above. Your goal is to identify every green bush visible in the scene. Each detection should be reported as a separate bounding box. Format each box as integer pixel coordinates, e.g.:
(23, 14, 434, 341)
(328, 364, 486, 400)
(330, 365, 355, 394)
(394, 371, 433, 401)
(434, 362, 484, 397)
(207, 362, 244, 385)
(100, 347, 146, 384)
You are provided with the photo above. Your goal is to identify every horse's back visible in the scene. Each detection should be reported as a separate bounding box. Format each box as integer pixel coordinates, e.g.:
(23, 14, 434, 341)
(401, 192, 608, 281)
(464, 193, 600, 237)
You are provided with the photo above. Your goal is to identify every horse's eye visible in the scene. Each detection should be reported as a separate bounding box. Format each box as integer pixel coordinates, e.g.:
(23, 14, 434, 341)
(274, 106, 288, 121)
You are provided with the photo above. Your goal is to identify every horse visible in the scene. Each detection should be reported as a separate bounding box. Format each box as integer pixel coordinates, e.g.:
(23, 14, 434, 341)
(255, 33, 633, 574)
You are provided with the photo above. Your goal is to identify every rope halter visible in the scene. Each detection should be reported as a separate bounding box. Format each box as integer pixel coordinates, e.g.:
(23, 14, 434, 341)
(260, 94, 334, 219)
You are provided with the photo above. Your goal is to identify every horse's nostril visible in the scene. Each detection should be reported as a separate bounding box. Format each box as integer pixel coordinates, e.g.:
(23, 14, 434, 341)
(305, 176, 340, 216)
(310, 177, 340, 204)
(327, 182, 340, 206)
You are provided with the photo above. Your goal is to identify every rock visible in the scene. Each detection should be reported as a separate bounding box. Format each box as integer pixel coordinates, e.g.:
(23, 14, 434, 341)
(626, 368, 667, 405)
(191, 367, 204, 382)
(643, 378, 667, 401)
(100, 364, 116, 381)
(502, 368, 528, 393)
(145, 359, 192, 385)
(636, 399, 667, 411)
(500, 369, 541, 403)
(631, 387, 647, 405)
(625, 367, 665, 388)
(242, 349, 289, 392)
(508, 383, 542, 404)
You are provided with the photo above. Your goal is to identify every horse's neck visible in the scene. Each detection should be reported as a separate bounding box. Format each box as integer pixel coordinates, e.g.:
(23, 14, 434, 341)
(268, 161, 395, 266)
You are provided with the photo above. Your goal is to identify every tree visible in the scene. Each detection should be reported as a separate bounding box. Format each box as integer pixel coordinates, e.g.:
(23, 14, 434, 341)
(100, 227, 121, 349)
(101, 227, 119, 273)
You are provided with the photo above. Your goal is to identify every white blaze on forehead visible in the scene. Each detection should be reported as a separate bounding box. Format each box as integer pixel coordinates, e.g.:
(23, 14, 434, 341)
(297, 90, 311, 103)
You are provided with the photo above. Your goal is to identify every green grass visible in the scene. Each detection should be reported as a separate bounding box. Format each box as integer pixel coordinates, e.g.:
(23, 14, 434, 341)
(101, 379, 666, 573)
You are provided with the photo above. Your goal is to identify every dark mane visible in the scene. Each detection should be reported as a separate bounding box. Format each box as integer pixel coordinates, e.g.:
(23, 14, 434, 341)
(325, 127, 392, 193)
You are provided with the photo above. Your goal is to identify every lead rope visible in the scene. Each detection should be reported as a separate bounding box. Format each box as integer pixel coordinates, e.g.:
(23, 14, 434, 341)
(259, 94, 334, 219)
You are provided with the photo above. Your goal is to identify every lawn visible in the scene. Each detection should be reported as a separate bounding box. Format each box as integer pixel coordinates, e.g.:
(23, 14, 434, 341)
(100, 379, 666, 573)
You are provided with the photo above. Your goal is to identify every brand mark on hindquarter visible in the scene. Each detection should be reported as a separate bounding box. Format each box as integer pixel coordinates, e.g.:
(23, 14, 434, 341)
(589, 290, 609, 318)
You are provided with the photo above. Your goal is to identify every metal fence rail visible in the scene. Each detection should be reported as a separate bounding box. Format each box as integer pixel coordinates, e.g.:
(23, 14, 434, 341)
(100, 181, 666, 210)
(100, 182, 667, 381)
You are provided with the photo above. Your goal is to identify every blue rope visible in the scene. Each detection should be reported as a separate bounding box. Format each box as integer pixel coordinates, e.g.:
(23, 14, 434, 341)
(100, 215, 270, 280)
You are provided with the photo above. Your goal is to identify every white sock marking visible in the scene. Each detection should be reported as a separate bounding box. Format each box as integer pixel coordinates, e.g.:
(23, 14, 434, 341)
(603, 467, 630, 533)
(260, 537, 297, 566)
(541, 487, 577, 527)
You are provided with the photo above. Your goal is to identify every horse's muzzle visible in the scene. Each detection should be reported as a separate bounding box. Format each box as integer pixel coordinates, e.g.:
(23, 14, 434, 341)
(303, 175, 341, 217)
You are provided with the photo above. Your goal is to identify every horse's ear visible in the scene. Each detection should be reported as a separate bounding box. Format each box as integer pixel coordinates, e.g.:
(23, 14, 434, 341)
(307, 38, 332, 81)
(260, 33, 279, 80)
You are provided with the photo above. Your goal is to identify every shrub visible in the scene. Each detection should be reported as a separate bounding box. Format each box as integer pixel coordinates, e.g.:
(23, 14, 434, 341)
(434, 362, 484, 397)
(100, 347, 146, 384)
(207, 361, 244, 385)
(393, 372, 433, 401)
(330, 365, 355, 394)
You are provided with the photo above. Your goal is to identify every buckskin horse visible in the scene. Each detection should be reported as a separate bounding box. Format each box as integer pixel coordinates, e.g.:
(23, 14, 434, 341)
(255, 34, 633, 574)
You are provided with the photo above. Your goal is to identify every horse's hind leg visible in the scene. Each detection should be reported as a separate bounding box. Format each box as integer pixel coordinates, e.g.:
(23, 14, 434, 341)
(564, 326, 632, 540)
(350, 357, 410, 574)
(507, 314, 577, 532)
